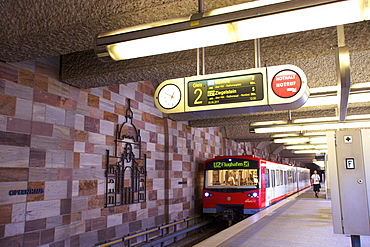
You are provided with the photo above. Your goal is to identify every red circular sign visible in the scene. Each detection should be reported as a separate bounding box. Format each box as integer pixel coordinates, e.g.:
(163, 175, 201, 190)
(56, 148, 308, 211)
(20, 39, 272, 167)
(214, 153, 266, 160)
(272, 70, 302, 98)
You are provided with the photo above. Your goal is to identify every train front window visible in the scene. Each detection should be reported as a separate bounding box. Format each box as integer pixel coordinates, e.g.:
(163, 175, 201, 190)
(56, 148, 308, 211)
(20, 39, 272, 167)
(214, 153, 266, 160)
(205, 169, 259, 189)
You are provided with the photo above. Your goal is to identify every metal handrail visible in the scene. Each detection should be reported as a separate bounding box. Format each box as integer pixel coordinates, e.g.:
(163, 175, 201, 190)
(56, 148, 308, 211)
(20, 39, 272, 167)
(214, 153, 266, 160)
(97, 215, 204, 247)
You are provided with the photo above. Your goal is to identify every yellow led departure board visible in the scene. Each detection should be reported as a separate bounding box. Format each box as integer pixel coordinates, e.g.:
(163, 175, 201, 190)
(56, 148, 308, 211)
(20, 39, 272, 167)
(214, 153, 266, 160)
(188, 73, 263, 107)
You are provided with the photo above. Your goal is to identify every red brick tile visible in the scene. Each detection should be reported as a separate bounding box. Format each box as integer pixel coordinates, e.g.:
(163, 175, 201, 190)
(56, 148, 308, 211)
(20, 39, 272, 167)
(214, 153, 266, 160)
(84, 116, 100, 133)
(88, 94, 100, 108)
(7, 117, 31, 134)
(29, 148, 46, 167)
(98, 226, 116, 242)
(114, 102, 127, 115)
(62, 214, 71, 225)
(40, 228, 55, 245)
(90, 107, 104, 119)
(0, 224, 4, 238)
(79, 180, 97, 196)
(36, 60, 58, 79)
(0, 130, 30, 147)
(135, 91, 143, 103)
(88, 195, 105, 210)
(26, 218, 46, 232)
(85, 143, 94, 153)
(74, 130, 88, 142)
(34, 89, 59, 106)
(0, 62, 18, 83)
(31, 121, 53, 136)
(27, 181, 45, 201)
(0, 78, 4, 93)
(0, 168, 28, 182)
(0, 235, 24, 247)
(103, 89, 111, 100)
(73, 153, 80, 169)
(24, 230, 40, 247)
(0, 94, 16, 116)
(0, 204, 12, 224)
(91, 216, 107, 231)
(58, 168, 72, 180)
(71, 212, 82, 222)
(142, 112, 154, 124)
(34, 74, 48, 91)
(61, 139, 74, 151)
(18, 68, 35, 87)
(58, 97, 77, 111)
(108, 84, 119, 94)
(104, 111, 118, 122)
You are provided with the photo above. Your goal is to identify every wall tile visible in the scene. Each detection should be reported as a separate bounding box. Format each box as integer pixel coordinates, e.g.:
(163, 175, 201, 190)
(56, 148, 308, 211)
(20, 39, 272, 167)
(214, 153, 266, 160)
(31, 135, 61, 150)
(79, 153, 102, 169)
(25, 218, 46, 232)
(18, 68, 35, 87)
(6, 117, 31, 134)
(31, 121, 53, 136)
(79, 180, 97, 196)
(34, 74, 48, 91)
(36, 60, 58, 79)
(45, 150, 66, 168)
(29, 168, 58, 182)
(53, 125, 70, 139)
(12, 203, 26, 223)
(29, 148, 46, 167)
(88, 94, 99, 108)
(5, 81, 33, 100)
(26, 200, 61, 221)
(0, 62, 18, 83)
(45, 105, 65, 125)
(84, 116, 99, 133)
(0, 145, 29, 167)
(4, 221, 25, 237)
(0, 168, 28, 182)
(0, 182, 27, 205)
(27, 181, 45, 202)
(44, 181, 68, 200)
(23, 230, 40, 247)
(0, 94, 16, 116)
(15, 98, 33, 120)
(40, 228, 55, 245)
(0, 131, 30, 147)
(0, 204, 12, 224)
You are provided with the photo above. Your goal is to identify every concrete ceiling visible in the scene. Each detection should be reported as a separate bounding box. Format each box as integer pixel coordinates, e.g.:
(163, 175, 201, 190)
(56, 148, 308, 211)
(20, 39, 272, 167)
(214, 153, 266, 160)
(1, 0, 369, 165)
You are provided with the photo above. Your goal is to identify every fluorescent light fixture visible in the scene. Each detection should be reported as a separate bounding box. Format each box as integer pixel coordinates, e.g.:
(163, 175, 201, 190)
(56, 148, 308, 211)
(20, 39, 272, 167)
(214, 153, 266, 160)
(95, 0, 369, 61)
(285, 144, 328, 150)
(271, 133, 299, 138)
(274, 137, 310, 144)
(250, 120, 288, 126)
(293, 149, 328, 154)
(254, 120, 370, 133)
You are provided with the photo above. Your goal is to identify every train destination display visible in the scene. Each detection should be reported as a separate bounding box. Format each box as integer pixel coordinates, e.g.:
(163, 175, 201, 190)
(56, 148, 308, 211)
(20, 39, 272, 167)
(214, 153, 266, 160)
(154, 65, 309, 118)
(188, 73, 263, 107)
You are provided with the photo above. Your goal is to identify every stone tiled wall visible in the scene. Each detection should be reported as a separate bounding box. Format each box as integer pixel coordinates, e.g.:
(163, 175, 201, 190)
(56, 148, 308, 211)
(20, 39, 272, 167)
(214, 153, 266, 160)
(0, 58, 245, 247)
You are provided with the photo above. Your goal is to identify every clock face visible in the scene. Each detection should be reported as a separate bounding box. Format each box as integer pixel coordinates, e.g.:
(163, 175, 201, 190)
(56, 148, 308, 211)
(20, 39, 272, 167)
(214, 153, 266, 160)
(158, 84, 181, 109)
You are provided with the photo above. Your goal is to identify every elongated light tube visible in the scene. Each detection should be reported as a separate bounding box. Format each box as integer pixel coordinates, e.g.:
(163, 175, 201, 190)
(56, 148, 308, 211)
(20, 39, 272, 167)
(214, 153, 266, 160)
(96, 0, 369, 61)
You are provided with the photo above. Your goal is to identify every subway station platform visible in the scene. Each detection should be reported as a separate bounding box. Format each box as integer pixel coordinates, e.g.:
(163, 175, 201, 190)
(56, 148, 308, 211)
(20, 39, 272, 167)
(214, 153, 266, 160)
(195, 188, 370, 247)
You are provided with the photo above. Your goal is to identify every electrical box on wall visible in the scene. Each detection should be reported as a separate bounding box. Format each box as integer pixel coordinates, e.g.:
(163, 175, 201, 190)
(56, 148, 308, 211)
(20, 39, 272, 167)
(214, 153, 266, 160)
(327, 129, 370, 236)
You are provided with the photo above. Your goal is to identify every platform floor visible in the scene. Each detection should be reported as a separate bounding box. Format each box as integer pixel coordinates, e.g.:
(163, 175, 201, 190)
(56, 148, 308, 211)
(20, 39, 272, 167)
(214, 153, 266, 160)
(195, 188, 370, 247)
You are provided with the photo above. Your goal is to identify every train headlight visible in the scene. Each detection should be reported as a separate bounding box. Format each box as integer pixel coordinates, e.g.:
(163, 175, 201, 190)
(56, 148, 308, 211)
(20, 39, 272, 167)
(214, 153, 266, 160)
(248, 192, 258, 198)
(204, 192, 212, 197)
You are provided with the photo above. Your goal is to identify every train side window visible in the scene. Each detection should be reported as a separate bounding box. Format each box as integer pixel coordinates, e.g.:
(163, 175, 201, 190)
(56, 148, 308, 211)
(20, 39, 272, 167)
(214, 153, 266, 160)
(271, 170, 276, 187)
(280, 170, 283, 185)
(265, 169, 270, 188)
(276, 170, 280, 186)
(284, 171, 287, 185)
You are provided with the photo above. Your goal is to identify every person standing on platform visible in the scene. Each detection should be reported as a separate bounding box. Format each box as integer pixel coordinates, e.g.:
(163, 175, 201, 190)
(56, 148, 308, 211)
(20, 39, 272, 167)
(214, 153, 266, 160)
(311, 170, 321, 198)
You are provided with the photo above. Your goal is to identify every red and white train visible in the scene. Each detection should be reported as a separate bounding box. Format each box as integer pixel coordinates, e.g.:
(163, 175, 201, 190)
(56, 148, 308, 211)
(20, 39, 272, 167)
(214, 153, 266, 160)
(203, 155, 310, 222)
